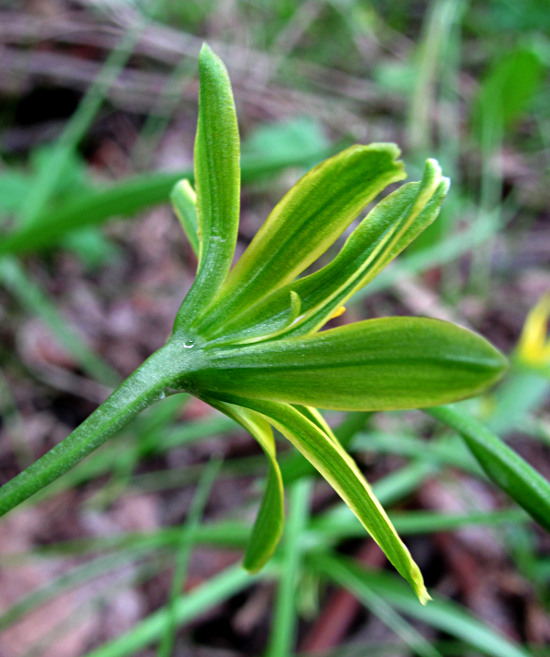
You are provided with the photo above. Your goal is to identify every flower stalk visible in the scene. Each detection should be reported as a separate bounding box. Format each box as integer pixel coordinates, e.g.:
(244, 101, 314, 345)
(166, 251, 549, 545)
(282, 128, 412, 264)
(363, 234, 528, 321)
(0, 339, 198, 515)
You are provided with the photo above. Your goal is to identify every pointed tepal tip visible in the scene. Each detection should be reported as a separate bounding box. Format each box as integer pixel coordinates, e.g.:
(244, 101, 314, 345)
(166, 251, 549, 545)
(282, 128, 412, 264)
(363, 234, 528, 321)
(423, 158, 451, 195)
(418, 586, 432, 606)
(424, 158, 442, 184)
(198, 42, 228, 77)
(410, 562, 432, 606)
(199, 42, 214, 62)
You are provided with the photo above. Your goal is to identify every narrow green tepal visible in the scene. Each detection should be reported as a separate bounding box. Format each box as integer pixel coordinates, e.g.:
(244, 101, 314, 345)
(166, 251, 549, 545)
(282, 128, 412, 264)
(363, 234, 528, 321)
(192, 318, 508, 411)
(201, 393, 431, 604)
(197, 143, 406, 338)
(175, 43, 241, 329)
(171, 179, 199, 258)
(206, 399, 284, 573)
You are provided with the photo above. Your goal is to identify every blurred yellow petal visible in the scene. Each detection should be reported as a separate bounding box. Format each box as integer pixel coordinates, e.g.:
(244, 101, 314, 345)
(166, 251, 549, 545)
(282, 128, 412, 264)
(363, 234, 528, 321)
(516, 293, 550, 367)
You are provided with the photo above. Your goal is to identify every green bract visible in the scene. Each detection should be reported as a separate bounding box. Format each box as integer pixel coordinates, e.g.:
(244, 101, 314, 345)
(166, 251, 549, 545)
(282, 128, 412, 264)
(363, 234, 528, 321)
(0, 44, 507, 605)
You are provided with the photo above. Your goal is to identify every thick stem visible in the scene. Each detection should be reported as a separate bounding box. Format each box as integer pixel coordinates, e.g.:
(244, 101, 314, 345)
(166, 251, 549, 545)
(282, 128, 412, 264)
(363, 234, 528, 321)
(0, 340, 196, 517)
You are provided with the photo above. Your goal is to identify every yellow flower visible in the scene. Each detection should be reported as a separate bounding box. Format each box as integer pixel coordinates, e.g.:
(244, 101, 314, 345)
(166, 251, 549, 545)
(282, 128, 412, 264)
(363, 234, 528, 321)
(516, 293, 550, 374)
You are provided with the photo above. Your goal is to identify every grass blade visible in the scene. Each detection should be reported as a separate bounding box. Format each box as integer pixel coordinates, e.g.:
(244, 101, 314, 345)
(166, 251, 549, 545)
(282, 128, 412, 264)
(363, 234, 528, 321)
(0, 257, 118, 386)
(83, 564, 260, 657)
(427, 405, 550, 532)
(314, 553, 531, 657)
(157, 457, 221, 657)
(266, 479, 312, 657)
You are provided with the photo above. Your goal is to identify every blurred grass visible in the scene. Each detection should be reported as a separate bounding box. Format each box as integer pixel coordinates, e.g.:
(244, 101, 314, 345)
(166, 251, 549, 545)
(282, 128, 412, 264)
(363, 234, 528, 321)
(0, 0, 549, 656)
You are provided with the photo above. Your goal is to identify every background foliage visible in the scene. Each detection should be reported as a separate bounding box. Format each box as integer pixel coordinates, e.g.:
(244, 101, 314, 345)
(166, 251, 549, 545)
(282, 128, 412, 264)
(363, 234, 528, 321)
(0, 1, 548, 656)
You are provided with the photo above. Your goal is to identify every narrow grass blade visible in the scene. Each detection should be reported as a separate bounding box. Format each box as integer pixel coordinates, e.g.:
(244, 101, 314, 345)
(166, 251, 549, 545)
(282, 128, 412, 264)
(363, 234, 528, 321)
(352, 430, 482, 475)
(488, 369, 549, 435)
(337, 578, 443, 657)
(158, 457, 221, 657)
(131, 54, 196, 170)
(427, 405, 550, 532)
(83, 564, 260, 657)
(0, 256, 119, 386)
(6, 521, 251, 561)
(205, 399, 284, 572)
(266, 479, 312, 657)
(390, 509, 528, 534)
(27, 412, 233, 506)
(18, 22, 145, 228)
(0, 369, 33, 468)
(0, 171, 189, 256)
(314, 553, 531, 657)
(373, 461, 438, 507)
(471, 46, 543, 146)
(0, 547, 156, 632)
(408, 0, 459, 150)
(310, 508, 528, 543)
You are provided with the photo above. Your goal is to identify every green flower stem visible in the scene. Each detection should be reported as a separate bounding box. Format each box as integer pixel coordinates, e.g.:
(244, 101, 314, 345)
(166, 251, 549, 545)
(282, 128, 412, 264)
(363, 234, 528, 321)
(426, 405, 550, 532)
(0, 340, 197, 517)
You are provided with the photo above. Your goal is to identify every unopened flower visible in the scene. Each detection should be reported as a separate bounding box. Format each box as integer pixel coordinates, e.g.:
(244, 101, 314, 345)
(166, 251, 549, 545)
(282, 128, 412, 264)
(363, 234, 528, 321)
(0, 45, 507, 605)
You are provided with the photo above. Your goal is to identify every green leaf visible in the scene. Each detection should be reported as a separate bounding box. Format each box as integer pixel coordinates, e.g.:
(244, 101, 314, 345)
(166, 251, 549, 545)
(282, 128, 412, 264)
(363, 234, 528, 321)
(170, 179, 199, 257)
(213, 159, 449, 344)
(427, 405, 550, 533)
(205, 399, 284, 572)
(0, 145, 337, 257)
(175, 44, 241, 329)
(472, 46, 542, 145)
(0, 171, 35, 214)
(266, 477, 311, 657)
(241, 116, 329, 164)
(195, 318, 507, 411)
(200, 393, 430, 603)
(197, 143, 406, 337)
